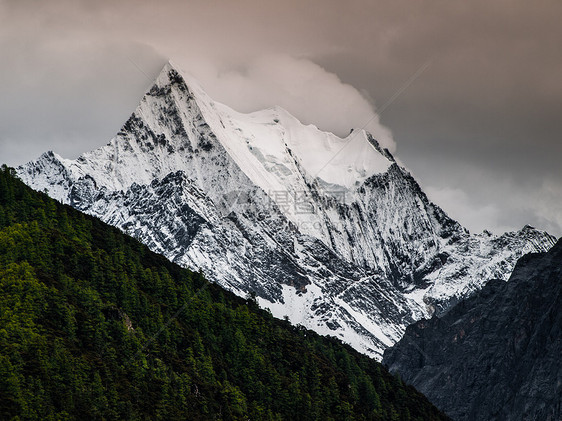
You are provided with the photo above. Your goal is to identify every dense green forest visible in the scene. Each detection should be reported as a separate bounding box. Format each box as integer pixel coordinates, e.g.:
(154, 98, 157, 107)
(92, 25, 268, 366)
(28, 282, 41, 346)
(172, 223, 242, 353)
(0, 166, 448, 420)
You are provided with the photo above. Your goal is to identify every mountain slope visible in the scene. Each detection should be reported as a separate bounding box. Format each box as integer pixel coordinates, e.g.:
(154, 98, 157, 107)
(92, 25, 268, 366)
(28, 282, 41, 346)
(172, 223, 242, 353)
(382, 239, 562, 421)
(17, 62, 556, 358)
(0, 166, 450, 420)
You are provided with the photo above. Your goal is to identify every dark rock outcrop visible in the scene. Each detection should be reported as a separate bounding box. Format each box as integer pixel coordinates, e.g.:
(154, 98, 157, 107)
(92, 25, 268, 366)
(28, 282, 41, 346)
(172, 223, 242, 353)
(383, 239, 562, 420)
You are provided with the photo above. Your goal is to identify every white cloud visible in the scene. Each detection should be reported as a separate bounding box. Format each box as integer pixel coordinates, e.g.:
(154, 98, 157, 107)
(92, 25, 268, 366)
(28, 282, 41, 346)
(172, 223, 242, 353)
(425, 180, 562, 238)
(425, 186, 513, 234)
(529, 179, 562, 237)
(177, 54, 395, 151)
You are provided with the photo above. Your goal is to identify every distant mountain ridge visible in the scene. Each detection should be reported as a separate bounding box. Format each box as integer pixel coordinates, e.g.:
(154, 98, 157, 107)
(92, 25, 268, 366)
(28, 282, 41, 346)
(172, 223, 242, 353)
(17, 62, 557, 358)
(382, 239, 562, 421)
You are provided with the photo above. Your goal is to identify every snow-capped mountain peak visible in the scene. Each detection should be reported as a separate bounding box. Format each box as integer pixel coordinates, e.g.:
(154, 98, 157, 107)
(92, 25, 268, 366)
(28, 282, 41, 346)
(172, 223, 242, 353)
(17, 62, 557, 359)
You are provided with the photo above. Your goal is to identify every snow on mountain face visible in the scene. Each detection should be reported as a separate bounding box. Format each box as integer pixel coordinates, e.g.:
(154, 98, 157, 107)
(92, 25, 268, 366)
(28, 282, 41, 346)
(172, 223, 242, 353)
(17, 62, 557, 359)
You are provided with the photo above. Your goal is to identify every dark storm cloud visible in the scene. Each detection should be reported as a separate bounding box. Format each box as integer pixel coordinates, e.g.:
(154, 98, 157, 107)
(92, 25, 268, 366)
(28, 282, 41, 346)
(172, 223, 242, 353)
(0, 0, 560, 235)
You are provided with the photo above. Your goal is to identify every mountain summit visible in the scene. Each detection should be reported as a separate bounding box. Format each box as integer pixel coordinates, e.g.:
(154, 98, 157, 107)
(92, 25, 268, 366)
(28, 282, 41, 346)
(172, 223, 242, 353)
(17, 62, 556, 358)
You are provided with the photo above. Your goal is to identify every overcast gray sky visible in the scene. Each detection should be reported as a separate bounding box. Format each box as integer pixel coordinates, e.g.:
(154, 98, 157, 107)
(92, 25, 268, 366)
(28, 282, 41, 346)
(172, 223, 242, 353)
(1, 0, 561, 237)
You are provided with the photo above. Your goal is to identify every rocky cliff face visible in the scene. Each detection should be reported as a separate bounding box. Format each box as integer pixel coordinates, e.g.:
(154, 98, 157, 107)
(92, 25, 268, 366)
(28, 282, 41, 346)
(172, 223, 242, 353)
(383, 239, 562, 420)
(17, 62, 556, 358)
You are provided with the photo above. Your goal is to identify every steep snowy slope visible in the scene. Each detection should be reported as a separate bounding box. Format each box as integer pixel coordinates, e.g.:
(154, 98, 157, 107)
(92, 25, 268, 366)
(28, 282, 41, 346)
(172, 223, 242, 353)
(17, 62, 556, 358)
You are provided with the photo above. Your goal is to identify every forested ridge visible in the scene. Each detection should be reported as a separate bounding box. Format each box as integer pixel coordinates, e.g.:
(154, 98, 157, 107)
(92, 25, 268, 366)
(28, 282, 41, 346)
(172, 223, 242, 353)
(0, 166, 448, 420)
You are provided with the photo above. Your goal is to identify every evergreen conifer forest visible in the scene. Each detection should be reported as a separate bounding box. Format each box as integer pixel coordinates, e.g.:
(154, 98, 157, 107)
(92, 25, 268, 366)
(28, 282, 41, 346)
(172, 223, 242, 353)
(0, 166, 448, 420)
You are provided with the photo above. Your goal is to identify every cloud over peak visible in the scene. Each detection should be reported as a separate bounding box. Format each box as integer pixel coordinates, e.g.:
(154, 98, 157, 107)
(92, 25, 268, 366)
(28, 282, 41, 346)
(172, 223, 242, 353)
(181, 54, 395, 151)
